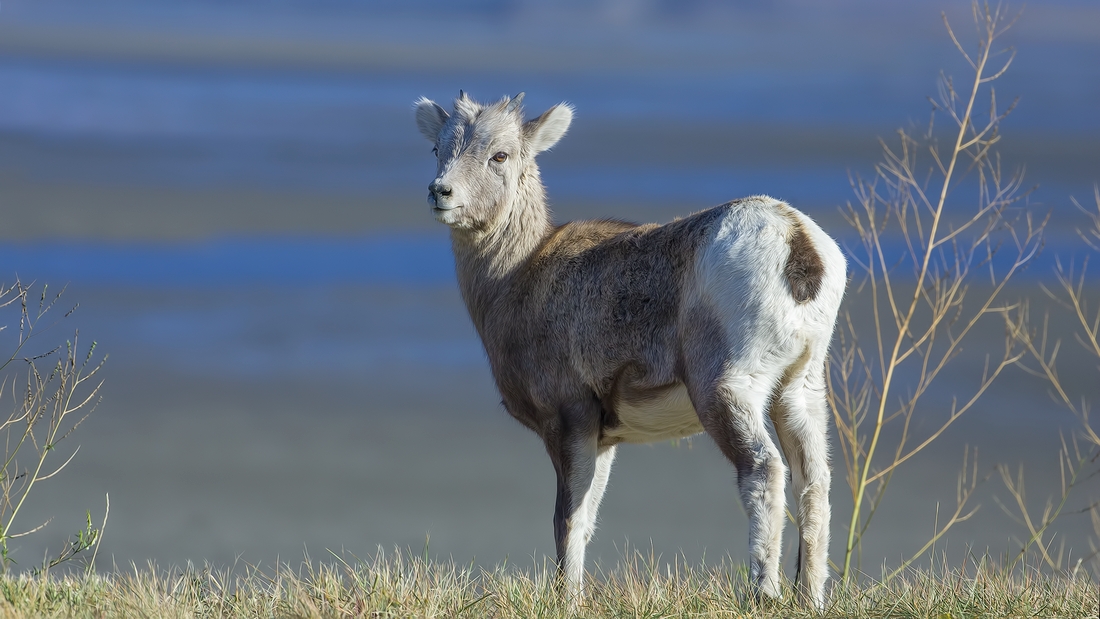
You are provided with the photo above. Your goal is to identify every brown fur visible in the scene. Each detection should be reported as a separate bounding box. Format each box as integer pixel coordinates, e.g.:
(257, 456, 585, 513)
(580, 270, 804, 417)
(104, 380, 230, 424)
(783, 216, 824, 303)
(460, 206, 729, 439)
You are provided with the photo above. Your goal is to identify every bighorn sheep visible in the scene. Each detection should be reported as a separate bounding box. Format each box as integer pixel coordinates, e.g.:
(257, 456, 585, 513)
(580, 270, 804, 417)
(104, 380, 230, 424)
(414, 92, 845, 608)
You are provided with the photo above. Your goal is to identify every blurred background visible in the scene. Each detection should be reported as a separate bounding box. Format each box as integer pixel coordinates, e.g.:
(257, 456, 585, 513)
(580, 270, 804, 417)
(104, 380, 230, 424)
(0, 0, 1097, 576)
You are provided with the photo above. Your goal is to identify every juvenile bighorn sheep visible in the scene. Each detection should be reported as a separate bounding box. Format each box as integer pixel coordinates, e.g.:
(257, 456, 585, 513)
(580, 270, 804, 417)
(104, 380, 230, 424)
(414, 92, 845, 608)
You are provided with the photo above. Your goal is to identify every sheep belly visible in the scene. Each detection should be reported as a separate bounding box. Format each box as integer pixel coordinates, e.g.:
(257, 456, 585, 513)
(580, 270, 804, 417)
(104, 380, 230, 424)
(604, 384, 703, 444)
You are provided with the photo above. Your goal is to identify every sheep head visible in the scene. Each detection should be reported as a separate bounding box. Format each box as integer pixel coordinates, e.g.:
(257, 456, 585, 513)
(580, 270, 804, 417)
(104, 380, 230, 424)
(415, 91, 573, 230)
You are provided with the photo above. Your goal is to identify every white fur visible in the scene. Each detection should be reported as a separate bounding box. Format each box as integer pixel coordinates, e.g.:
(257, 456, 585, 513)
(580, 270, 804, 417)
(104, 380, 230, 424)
(604, 385, 703, 444)
(773, 344, 833, 606)
(526, 104, 574, 153)
(690, 197, 844, 607)
(414, 97, 449, 141)
(560, 438, 616, 603)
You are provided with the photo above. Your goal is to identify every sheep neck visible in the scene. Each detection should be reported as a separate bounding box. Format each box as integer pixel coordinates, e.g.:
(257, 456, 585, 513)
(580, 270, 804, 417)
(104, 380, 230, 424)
(450, 164, 552, 326)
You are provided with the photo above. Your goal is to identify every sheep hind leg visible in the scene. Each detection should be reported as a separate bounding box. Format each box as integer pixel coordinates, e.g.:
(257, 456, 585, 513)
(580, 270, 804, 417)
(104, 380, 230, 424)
(695, 378, 787, 601)
(770, 348, 832, 609)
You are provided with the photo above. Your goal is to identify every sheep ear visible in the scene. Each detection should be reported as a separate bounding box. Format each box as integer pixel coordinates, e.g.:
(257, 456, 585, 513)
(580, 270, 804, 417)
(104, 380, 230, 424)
(523, 103, 573, 153)
(414, 97, 449, 141)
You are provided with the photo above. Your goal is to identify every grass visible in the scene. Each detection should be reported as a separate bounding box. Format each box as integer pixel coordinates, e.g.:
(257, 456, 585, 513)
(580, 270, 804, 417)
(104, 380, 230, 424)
(0, 552, 1093, 618)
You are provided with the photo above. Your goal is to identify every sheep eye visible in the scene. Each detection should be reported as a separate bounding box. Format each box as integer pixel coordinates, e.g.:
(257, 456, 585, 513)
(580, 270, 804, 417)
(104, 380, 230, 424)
(432, 147, 438, 156)
(491, 152, 508, 163)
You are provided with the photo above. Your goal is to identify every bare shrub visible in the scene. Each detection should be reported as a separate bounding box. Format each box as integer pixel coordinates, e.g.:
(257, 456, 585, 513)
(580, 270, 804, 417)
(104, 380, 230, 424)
(827, 2, 1047, 579)
(0, 280, 107, 572)
(1005, 186, 1100, 576)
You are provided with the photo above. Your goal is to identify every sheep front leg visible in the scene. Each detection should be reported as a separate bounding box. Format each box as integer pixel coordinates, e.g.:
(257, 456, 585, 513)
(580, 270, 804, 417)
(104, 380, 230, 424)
(549, 416, 613, 604)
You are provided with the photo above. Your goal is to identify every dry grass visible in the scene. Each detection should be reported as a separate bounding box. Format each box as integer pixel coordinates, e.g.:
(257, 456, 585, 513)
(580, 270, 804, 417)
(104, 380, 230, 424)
(0, 552, 1093, 618)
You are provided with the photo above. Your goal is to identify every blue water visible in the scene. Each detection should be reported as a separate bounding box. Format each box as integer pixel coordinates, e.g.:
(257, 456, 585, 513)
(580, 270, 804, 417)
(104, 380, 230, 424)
(2, 1, 1097, 196)
(0, 234, 456, 288)
(2, 0, 1097, 380)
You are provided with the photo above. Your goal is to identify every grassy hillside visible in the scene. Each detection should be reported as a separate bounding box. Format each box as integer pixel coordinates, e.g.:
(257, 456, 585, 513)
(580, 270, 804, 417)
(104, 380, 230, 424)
(0, 553, 1094, 618)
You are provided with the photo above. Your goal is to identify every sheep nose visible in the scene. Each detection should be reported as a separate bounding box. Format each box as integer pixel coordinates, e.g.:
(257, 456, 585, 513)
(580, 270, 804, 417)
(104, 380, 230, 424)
(429, 181, 452, 198)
